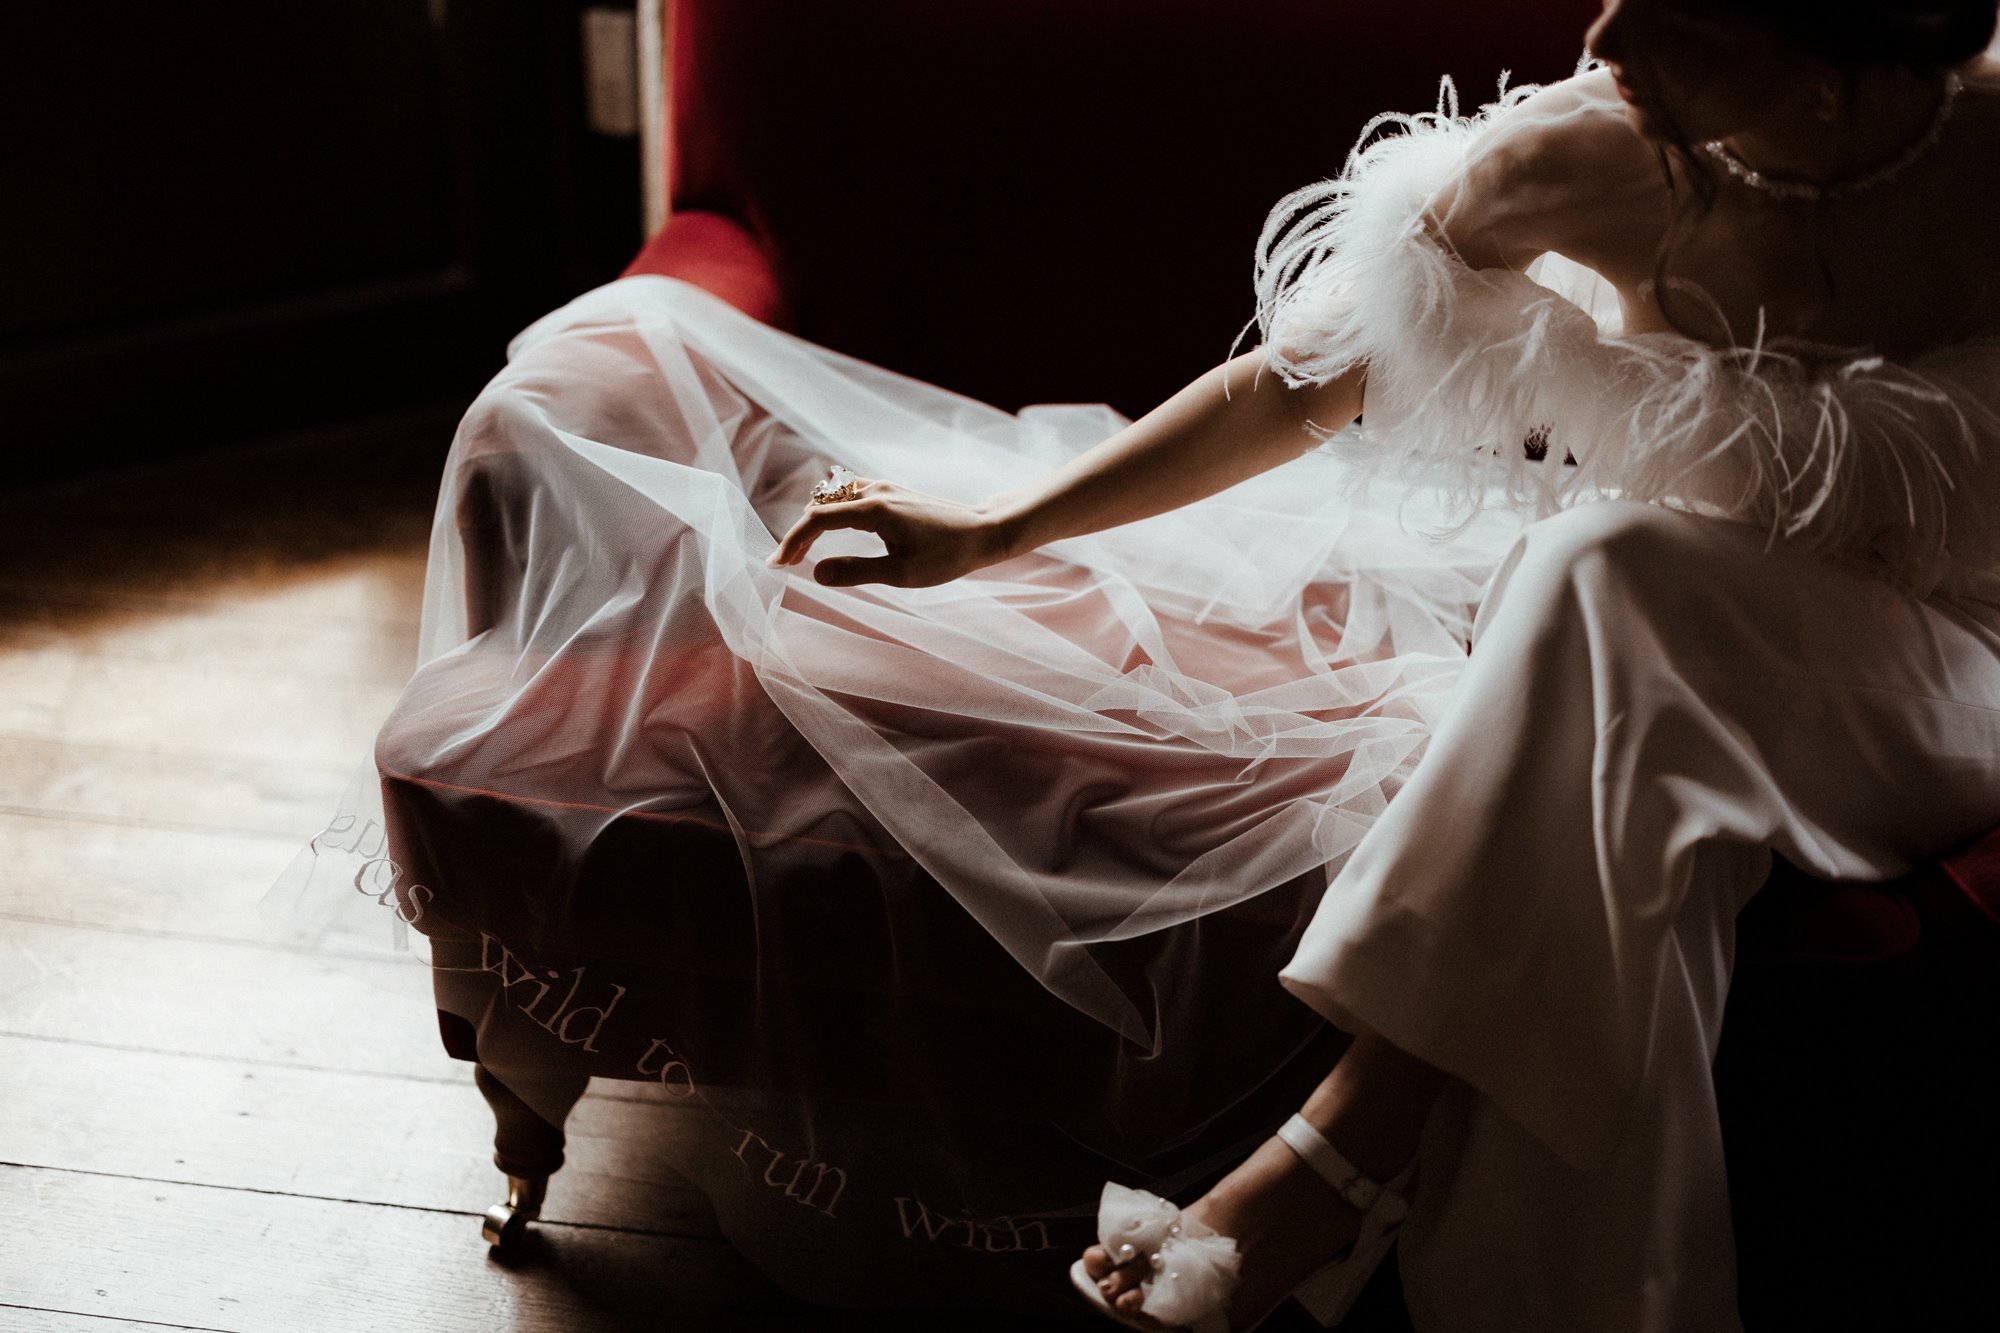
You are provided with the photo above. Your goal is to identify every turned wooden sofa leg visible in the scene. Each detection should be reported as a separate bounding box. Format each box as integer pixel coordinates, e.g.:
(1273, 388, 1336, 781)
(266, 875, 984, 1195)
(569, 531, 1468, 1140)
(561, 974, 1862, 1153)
(472, 1062, 591, 1250)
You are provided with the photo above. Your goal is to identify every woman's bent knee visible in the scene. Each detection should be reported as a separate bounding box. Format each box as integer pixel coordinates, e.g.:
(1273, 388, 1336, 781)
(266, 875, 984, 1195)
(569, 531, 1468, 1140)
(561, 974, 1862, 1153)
(1517, 501, 1728, 574)
(1471, 501, 1772, 657)
(1508, 501, 1776, 607)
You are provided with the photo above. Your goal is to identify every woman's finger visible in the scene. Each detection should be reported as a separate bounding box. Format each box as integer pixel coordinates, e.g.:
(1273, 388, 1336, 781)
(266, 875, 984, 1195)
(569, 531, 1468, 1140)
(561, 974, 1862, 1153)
(813, 553, 906, 587)
(768, 498, 888, 565)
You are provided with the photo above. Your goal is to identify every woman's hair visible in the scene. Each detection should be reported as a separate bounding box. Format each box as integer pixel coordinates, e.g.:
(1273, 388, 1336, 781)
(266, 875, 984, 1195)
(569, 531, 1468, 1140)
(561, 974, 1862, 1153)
(1719, 0, 1998, 72)
(1627, 0, 1998, 344)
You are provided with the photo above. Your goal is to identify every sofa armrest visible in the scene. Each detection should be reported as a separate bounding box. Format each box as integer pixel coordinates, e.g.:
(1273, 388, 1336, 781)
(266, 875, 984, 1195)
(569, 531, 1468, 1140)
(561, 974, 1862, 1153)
(620, 210, 793, 330)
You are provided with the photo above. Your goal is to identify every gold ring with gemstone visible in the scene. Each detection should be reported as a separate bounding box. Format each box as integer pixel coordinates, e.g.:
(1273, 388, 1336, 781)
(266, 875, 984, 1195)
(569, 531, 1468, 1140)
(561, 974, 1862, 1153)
(809, 465, 863, 505)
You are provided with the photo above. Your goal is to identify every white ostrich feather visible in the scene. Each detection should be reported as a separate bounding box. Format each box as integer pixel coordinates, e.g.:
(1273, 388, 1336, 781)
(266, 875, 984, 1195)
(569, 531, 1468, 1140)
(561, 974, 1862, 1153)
(1238, 66, 2000, 597)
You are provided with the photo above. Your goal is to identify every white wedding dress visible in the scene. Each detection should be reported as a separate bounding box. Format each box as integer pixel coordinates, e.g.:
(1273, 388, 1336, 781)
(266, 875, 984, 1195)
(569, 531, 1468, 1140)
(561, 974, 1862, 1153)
(268, 64, 2000, 1329)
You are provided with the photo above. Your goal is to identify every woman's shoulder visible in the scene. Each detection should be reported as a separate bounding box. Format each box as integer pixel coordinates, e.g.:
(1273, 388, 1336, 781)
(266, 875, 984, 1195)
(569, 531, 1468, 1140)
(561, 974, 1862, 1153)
(1426, 67, 1664, 273)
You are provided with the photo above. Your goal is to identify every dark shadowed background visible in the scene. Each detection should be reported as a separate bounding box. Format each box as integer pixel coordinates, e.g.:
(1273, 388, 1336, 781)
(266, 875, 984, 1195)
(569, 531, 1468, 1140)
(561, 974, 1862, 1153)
(0, 0, 644, 488)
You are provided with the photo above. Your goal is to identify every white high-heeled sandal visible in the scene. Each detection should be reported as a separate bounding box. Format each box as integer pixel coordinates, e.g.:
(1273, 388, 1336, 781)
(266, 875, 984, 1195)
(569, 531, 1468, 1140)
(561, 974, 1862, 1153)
(1067, 1112, 1414, 1332)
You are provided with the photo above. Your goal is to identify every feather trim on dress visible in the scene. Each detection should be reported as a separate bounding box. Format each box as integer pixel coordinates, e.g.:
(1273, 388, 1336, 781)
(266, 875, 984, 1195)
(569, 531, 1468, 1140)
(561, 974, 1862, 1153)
(1238, 64, 2000, 597)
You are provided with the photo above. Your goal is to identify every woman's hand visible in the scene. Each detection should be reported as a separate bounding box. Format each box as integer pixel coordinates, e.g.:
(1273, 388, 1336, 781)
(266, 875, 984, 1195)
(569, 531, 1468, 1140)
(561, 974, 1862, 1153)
(763, 349, 1364, 590)
(765, 476, 1017, 588)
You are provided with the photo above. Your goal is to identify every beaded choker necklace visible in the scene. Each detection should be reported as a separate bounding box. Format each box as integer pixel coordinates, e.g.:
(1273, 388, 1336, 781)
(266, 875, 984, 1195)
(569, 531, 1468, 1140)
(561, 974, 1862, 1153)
(1697, 72, 1963, 204)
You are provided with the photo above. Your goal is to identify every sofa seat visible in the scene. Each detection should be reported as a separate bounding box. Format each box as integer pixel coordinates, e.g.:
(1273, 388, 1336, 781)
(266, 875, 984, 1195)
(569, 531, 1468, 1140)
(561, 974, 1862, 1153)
(376, 632, 1346, 1154)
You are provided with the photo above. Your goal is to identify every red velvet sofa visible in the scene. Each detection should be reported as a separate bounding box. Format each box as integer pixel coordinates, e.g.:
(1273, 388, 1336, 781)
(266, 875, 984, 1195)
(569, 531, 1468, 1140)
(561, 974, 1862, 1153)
(383, 1, 2000, 1325)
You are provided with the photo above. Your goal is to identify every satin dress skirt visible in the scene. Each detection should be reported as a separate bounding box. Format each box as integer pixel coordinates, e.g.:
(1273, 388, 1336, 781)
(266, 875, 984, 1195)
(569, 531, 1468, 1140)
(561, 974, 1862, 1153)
(1281, 498, 2000, 1331)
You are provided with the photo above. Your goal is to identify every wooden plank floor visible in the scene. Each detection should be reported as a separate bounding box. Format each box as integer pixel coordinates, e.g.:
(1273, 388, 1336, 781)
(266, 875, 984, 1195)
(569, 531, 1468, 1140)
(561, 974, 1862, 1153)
(0, 411, 1087, 1332)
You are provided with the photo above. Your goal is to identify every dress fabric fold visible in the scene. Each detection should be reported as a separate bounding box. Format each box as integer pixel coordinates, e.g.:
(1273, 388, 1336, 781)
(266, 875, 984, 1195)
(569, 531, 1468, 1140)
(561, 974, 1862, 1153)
(266, 61, 2000, 1327)
(265, 271, 1524, 1315)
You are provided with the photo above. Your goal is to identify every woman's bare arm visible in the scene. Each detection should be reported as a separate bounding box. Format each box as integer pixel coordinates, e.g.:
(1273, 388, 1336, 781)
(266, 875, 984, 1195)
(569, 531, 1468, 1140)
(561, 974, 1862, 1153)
(767, 353, 1363, 585)
(980, 353, 1365, 561)
(770, 86, 1600, 589)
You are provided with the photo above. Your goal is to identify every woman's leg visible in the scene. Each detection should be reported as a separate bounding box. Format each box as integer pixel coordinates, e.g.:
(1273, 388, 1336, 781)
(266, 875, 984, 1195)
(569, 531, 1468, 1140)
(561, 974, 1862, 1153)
(1082, 1026, 1447, 1325)
(1080, 498, 2000, 1330)
(1302, 501, 2000, 1329)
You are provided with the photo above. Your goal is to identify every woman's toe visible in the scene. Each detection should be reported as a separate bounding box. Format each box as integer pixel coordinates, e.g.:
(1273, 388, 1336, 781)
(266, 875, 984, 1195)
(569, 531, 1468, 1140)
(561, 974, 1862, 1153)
(1113, 1285, 1155, 1320)
(1104, 1257, 1150, 1298)
(1078, 1239, 1155, 1314)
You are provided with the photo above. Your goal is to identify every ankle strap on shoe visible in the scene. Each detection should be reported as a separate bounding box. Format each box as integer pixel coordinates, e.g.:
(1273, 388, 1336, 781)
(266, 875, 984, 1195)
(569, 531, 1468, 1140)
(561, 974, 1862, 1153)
(1276, 1113, 1394, 1214)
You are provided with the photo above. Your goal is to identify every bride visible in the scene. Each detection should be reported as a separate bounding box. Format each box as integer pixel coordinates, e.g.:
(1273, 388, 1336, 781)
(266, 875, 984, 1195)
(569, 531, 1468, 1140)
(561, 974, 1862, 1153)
(768, 0, 2000, 1328)
(275, 0, 2000, 1328)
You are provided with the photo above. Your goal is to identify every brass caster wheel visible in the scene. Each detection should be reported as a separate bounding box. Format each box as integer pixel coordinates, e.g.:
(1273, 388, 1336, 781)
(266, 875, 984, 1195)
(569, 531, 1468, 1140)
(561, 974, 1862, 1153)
(480, 1173, 549, 1250)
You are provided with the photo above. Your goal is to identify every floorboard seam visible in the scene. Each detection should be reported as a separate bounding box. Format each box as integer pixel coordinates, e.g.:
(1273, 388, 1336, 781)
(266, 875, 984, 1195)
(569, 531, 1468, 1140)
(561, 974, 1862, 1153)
(0, 635, 416, 689)
(0, 721, 393, 777)
(0, 1302, 234, 1333)
(0, 727, 358, 781)
(0, 577, 424, 634)
(0, 1031, 467, 1086)
(0, 911, 428, 966)
(0, 1160, 695, 1241)
(0, 800, 316, 843)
